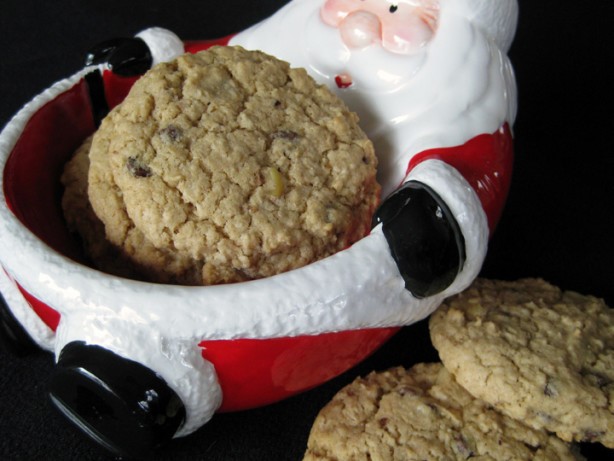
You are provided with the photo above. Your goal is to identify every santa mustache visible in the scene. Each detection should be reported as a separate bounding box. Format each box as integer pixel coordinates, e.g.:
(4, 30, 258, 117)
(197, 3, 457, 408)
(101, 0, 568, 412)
(321, 1, 439, 55)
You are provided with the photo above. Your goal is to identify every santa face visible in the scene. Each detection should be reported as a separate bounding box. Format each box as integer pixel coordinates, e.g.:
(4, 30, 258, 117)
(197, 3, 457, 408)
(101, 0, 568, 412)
(320, 0, 439, 54)
(308, 0, 441, 93)
(295, 4, 428, 100)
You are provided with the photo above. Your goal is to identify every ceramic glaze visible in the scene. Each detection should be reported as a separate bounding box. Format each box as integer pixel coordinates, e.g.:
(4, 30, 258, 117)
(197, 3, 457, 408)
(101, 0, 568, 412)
(0, 0, 518, 453)
(320, 0, 440, 54)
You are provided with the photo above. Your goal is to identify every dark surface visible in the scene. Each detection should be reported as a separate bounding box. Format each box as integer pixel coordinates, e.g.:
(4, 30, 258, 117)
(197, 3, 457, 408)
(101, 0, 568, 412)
(1, 1, 612, 459)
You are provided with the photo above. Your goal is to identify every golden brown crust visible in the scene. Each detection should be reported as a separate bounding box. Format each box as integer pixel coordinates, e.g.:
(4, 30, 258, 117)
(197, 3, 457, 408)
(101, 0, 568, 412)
(429, 278, 614, 447)
(303, 363, 583, 460)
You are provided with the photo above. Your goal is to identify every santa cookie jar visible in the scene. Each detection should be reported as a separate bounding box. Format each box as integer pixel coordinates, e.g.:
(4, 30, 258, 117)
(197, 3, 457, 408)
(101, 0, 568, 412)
(0, 0, 517, 457)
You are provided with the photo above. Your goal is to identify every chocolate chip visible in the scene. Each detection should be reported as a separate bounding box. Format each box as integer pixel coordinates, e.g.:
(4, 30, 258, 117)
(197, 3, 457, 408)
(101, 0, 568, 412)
(453, 434, 475, 459)
(426, 403, 441, 415)
(126, 157, 152, 178)
(582, 429, 605, 442)
(544, 377, 558, 397)
(580, 368, 612, 389)
(271, 130, 299, 141)
(535, 411, 554, 424)
(159, 125, 183, 143)
(396, 386, 417, 397)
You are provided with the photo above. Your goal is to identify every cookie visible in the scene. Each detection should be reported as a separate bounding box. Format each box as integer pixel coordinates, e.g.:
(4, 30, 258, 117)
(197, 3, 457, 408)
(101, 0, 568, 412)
(429, 278, 614, 447)
(303, 363, 583, 460)
(61, 136, 108, 266)
(86, 45, 379, 285)
(62, 136, 203, 284)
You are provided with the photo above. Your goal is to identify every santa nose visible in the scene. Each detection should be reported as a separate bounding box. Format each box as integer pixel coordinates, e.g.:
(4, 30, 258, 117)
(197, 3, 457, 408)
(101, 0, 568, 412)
(339, 10, 382, 49)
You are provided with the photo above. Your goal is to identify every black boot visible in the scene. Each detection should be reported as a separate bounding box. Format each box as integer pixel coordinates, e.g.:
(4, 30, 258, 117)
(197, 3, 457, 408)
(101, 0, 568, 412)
(49, 341, 186, 459)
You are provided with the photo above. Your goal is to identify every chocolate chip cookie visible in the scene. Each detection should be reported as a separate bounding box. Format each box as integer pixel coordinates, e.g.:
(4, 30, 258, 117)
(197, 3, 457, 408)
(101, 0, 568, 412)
(429, 278, 614, 448)
(62, 135, 203, 284)
(303, 363, 583, 460)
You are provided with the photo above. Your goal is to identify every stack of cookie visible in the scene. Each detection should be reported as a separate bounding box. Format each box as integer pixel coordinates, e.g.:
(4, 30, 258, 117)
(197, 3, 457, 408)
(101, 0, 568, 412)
(61, 46, 380, 285)
(304, 278, 614, 460)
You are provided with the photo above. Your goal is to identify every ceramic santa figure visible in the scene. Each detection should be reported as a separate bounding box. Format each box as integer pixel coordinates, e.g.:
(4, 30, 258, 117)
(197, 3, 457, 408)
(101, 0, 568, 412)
(0, 0, 518, 457)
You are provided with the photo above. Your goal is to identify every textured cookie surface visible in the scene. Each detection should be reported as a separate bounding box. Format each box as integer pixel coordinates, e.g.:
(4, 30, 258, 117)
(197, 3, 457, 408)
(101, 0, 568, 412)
(429, 278, 614, 447)
(303, 363, 582, 460)
(83, 46, 379, 284)
(62, 136, 203, 284)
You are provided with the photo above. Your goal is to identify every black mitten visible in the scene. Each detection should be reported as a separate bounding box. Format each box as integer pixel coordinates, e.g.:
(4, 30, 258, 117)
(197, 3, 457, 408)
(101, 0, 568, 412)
(372, 181, 465, 298)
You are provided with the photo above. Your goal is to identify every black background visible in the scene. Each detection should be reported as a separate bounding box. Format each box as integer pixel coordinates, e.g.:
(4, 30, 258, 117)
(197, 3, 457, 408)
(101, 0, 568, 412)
(1, 1, 613, 459)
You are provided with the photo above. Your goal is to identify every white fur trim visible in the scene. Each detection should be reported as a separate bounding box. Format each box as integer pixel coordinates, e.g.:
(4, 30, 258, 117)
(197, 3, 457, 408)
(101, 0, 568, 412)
(405, 159, 489, 297)
(136, 27, 185, 66)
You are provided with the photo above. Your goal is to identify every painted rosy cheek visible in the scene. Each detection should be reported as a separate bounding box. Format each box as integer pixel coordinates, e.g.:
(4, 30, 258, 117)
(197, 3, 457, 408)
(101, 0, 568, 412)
(322, 0, 440, 54)
(381, 11, 436, 54)
(339, 10, 382, 49)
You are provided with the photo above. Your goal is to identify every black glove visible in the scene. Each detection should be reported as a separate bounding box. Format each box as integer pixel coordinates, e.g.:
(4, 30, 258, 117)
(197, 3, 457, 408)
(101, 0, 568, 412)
(372, 181, 466, 298)
(84, 36, 153, 126)
(85, 36, 152, 76)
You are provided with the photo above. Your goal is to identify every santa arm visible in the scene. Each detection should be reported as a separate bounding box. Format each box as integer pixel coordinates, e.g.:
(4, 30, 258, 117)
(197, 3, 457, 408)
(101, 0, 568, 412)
(374, 124, 513, 298)
(82, 28, 226, 122)
(407, 124, 514, 233)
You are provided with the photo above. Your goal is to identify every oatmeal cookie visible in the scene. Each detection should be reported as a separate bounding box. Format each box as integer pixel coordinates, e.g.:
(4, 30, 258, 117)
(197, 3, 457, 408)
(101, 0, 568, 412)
(303, 363, 583, 460)
(429, 278, 614, 447)
(61, 136, 108, 266)
(87, 45, 379, 285)
(62, 136, 203, 284)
